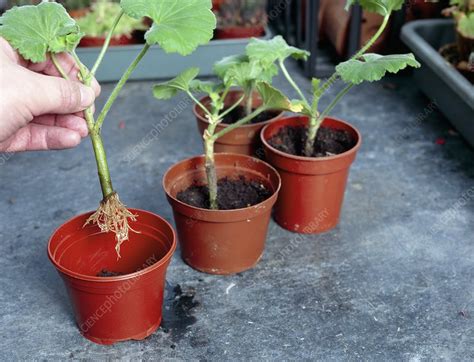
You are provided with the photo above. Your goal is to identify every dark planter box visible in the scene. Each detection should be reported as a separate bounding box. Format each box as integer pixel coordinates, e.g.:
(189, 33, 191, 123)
(401, 19, 474, 148)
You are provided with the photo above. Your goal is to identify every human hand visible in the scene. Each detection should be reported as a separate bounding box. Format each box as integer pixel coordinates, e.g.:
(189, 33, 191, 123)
(0, 37, 100, 152)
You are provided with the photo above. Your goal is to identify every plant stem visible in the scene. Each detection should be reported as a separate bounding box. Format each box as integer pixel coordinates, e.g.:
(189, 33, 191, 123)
(90, 10, 124, 76)
(304, 83, 354, 156)
(62, 51, 115, 199)
(203, 119, 220, 210)
(94, 43, 151, 132)
(187, 91, 214, 119)
(90, 129, 114, 197)
(245, 89, 253, 116)
(218, 95, 245, 120)
(51, 53, 70, 80)
(212, 107, 267, 141)
(303, 13, 391, 156)
(279, 59, 309, 106)
(316, 14, 390, 99)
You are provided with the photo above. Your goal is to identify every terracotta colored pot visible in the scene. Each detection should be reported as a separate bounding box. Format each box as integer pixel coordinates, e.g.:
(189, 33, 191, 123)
(194, 90, 283, 157)
(212, 0, 223, 11)
(261, 116, 362, 233)
(163, 153, 281, 275)
(79, 34, 137, 48)
(68, 8, 89, 19)
(48, 209, 176, 345)
(215, 26, 265, 39)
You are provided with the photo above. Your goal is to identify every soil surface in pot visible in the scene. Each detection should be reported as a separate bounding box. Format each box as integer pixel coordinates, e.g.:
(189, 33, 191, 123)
(221, 106, 280, 125)
(97, 269, 124, 277)
(439, 43, 474, 84)
(96, 261, 158, 277)
(177, 176, 272, 210)
(268, 125, 356, 157)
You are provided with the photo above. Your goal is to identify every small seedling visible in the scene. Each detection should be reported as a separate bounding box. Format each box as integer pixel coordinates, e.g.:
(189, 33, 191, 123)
(247, 0, 421, 157)
(153, 68, 301, 209)
(0, 0, 216, 256)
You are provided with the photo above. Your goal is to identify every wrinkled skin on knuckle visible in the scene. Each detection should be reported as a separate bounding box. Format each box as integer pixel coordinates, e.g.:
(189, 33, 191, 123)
(58, 79, 81, 112)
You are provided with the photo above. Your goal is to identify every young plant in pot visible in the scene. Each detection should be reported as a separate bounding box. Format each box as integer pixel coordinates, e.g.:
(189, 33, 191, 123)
(215, 0, 268, 39)
(441, 0, 474, 82)
(256, 0, 421, 233)
(0, 0, 215, 344)
(77, 0, 147, 47)
(192, 52, 285, 156)
(154, 70, 303, 274)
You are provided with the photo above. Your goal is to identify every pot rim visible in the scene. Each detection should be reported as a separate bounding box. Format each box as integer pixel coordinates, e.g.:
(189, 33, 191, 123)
(193, 90, 284, 129)
(162, 152, 281, 214)
(47, 208, 177, 283)
(261, 116, 362, 162)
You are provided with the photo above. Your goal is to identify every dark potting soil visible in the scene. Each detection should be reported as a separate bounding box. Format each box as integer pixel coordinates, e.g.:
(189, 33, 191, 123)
(96, 269, 124, 277)
(177, 176, 272, 210)
(96, 261, 157, 277)
(221, 105, 280, 125)
(268, 125, 356, 157)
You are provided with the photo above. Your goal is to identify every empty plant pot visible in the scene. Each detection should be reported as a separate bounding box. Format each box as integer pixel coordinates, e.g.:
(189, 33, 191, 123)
(194, 90, 283, 156)
(163, 153, 281, 275)
(48, 209, 176, 345)
(261, 116, 362, 233)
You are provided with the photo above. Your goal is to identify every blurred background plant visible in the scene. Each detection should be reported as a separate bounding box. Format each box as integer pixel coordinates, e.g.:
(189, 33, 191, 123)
(76, 0, 146, 40)
(8, 0, 92, 10)
(441, 0, 474, 80)
(218, 0, 267, 28)
(215, 0, 267, 39)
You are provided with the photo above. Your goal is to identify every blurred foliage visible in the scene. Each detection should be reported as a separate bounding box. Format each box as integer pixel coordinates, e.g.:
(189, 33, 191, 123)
(7, 0, 119, 10)
(76, 0, 146, 38)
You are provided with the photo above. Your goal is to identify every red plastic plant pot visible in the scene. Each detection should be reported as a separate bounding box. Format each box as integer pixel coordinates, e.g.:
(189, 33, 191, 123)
(215, 26, 265, 39)
(47, 209, 176, 345)
(79, 34, 138, 48)
(261, 116, 362, 234)
(194, 90, 283, 156)
(163, 153, 281, 275)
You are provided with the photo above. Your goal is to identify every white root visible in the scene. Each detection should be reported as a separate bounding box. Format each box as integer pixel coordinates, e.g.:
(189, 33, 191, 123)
(84, 192, 138, 258)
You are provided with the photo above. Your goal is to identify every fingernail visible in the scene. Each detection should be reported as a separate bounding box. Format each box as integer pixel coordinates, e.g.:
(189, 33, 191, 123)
(80, 85, 95, 108)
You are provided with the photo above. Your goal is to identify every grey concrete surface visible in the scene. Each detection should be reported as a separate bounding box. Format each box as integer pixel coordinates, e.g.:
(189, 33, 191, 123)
(0, 61, 473, 361)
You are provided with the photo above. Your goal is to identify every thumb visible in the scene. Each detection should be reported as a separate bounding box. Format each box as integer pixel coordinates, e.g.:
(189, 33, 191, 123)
(28, 71, 96, 116)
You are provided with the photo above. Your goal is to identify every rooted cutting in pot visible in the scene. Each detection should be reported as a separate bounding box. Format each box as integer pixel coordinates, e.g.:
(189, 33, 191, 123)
(162, 153, 281, 274)
(193, 89, 283, 156)
(247, 0, 421, 158)
(0, 0, 216, 257)
(153, 70, 302, 210)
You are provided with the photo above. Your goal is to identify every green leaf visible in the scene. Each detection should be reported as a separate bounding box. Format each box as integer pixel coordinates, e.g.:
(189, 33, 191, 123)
(224, 60, 278, 90)
(345, 0, 404, 16)
(458, 13, 474, 38)
(0, 2, 83, 62)
(246, 35, 310, 65)
(214, 54, 249, 79)
(189, 80, 219, 95)
(120, 0, 216, 55)
(153, 67, 200, 99)
(256, 82, 304, 113)
(336, 53, 421, 85)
